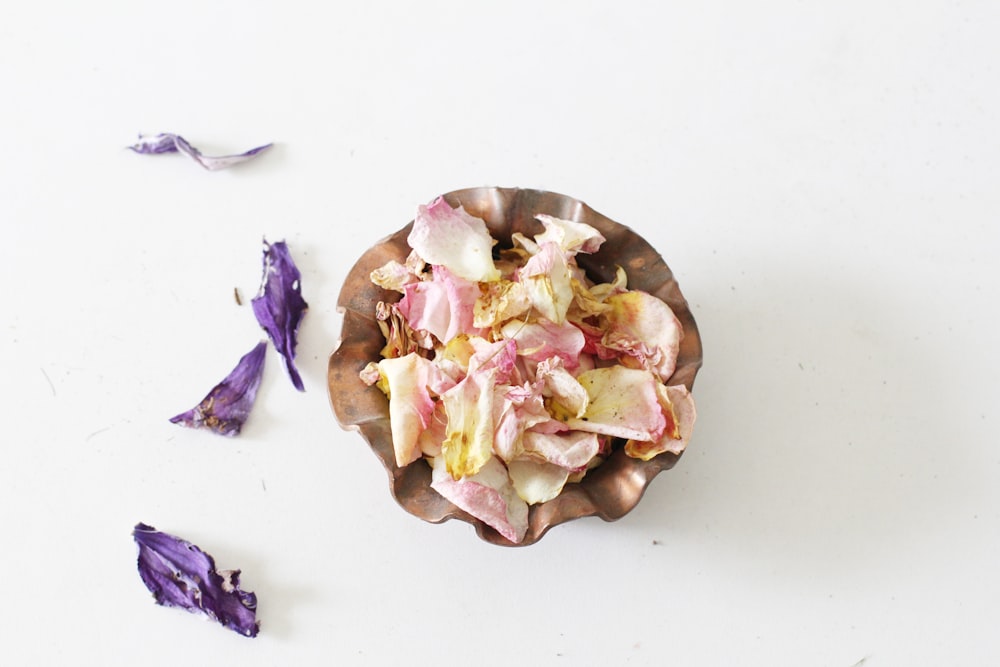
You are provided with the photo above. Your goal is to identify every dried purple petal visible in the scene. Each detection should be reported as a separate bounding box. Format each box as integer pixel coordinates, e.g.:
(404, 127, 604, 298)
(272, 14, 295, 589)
(252, 239, 307, 391)
(128, 133, 272, 170)
(170, 341, 267, 436)
(133, 523, 259, 638)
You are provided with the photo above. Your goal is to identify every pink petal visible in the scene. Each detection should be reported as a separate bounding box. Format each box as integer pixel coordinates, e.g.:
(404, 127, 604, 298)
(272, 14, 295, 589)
(408, 197, 500, 282)
(625, 384, 698, 460)
(398, 266, 483, 344)
(522, 430, 600, 471)
(601, 291, 683, 382)
(430, 456, 529, 544)
(500, 318, 585, 370)
(492, 382, 551, 462)
(377, 353, 452, 467)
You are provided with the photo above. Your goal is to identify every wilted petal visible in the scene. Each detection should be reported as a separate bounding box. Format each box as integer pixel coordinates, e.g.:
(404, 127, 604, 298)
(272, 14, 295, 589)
(251, 239, 308, 391)
(600, 290, 682, 382)
(441, 367, 497, 479)
(370, 258, 420, 293)
(473, 279, 531, 328)
(518, 242, 573, 324)
(430, 456, 529, 544)
(522, 429, 600, 470)
(626, 383, 697, 460)
(533, 214, 606, 254)
(468, 337, 518, 384)
(500, 318, 585, 370)
(564, 366, 666, 441)
(587, 265, 629, 302)
(535, 357, 588, 420)
(376, 353, 454, 467)
(492, 382, 550, 462)
(132, 523, 259, 638)
(407, 197, 501, 282)
(398, 266, 482, 344)
(169, 341, 266, 436)
(508, 458, 571, 505)
(418, 401, 448, 458)
(128, 133, 272, 170)
(375, 301, 430, 358)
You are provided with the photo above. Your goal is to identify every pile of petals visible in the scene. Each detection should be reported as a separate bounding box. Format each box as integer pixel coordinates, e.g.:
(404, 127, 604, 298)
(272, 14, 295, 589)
(361, 197, 696, 543)
(133, 523, 259, 637)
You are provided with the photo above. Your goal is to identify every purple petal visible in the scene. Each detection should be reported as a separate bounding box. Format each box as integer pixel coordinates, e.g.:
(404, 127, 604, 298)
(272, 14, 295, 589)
(251, 239, 307, 391)
(127, 133, 179, 154)
(169, 341, 267, 436)
(128, 133, 273, 170)
(133, 523, 259, 638)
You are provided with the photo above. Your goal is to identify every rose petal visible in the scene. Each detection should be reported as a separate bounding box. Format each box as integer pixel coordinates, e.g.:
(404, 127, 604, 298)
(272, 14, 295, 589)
(533, 214, 606, 254)
(493, 382, 550, 462)
(500, 318, 585, 371)
(251, 239, 308, 391)
(507, 458, 571, 505)
(522, 429, 600, 470)
(430, 456, 529, 544)
(133, 523, 259, 638)
(625, 383, 698, 460)
(535, 357, 589, 420)
(407, 197, 501, 282)
(440, 367, 497, 479)
(473, 279, 531, 329)
(600, 290, 682, 382)
(169, 341, 266, 436)
(128, 133, 272, 171)
(397, 265, 483, 344)
(376, 353, 451, 467)
(369, 251, 424, 292)
(518, 242, 574, 324)
(564, 366, 666, 441)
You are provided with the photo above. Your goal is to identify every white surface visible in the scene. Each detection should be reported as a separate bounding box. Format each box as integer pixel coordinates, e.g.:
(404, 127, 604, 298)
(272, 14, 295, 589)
(2, 2, 998, 664)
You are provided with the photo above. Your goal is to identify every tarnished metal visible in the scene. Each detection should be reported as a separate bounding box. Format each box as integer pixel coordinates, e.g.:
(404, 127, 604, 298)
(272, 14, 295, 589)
(328, 187, 703, 546)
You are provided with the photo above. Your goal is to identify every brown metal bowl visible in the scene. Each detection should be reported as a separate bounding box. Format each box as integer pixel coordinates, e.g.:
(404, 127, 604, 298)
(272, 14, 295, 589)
(328, 187, 702, 546)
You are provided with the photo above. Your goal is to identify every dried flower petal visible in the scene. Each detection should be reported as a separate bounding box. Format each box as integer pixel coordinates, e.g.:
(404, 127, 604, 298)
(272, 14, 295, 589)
(407, 197, 501, 282)
(507, 458, 571, 505)
(374, 353, 455, 467)
(128, 133, 272, 170)
(441, 367, 498, 479)
(533, 214, 606, 254)
(625, 383, 698, 460)
(564, 366, 666, 441)
(430, 456, 529, 544)
(132, 523, 259, 638)
(169, 341, 266, 436)
(252, 239, 308, 391)
(518, 242, 574, 324)
(397, 266, 484, 344)
(599, 290, 682, 382)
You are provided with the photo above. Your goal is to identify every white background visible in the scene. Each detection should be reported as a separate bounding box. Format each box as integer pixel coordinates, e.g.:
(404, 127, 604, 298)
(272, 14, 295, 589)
(2, 1, 998, 664)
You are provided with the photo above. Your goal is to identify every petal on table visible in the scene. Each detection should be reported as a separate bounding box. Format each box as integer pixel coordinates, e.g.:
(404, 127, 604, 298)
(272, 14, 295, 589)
(169, 341, 267, 437)
(251, 239, 308, 391)
(133, 523, 259, 637)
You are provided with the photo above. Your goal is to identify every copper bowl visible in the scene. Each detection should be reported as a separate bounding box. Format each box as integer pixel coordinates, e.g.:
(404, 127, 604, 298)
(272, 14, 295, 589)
(328, 187, 702, 546)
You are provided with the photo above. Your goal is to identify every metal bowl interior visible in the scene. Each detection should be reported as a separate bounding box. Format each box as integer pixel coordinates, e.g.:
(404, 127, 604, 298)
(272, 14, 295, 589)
(328, 187, 702, 546)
